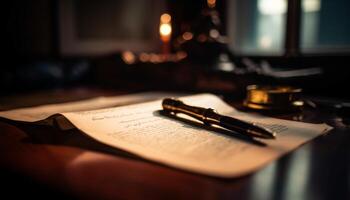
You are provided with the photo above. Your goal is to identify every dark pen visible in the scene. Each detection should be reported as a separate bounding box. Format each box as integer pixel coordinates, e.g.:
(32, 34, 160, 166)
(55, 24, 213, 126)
(162, 98, 276, 139)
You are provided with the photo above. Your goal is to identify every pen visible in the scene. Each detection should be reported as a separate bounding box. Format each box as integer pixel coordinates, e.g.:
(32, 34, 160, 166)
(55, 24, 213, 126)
(162, 98, 276, 139)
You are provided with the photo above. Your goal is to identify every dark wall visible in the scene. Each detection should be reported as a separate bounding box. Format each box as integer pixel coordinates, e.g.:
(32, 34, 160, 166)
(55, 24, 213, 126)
(3, 0, 55, 61)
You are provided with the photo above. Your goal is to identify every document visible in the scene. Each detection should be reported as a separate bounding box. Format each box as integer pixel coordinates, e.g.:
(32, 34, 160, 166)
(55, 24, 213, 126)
(0, 92, 182, 129)
(0, 93, 332, 178)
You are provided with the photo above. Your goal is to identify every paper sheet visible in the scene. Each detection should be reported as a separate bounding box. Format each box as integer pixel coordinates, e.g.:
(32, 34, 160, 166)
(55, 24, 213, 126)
(0, 93, 332, 177)
(0, 92, 185, 122)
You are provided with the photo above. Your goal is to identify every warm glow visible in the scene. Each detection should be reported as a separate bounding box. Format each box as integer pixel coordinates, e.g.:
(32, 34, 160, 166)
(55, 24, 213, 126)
(207, 0, 216, 8)
(182, 32, 193, 41)
(121, 51, 136, 64)
(197, 34, 208, 42)
(160, 13, 171, 23)
(258, 0, 287, 15)
(176, 51, 187, 60)
(139, 53, 150, 62)
(159, 13, 172, 43)
(160, 24, 172, 37)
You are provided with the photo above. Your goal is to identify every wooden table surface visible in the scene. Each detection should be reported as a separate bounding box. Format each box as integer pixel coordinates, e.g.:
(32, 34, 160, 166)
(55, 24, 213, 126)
(0, 88, 349, 199)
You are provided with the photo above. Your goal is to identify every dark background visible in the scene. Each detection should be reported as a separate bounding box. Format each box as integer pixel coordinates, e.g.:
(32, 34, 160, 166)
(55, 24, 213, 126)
(1, 0, 350, 100)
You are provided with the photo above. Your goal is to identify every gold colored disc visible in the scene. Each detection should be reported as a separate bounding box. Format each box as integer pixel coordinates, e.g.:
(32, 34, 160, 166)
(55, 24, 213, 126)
(244, 85, 304, 111)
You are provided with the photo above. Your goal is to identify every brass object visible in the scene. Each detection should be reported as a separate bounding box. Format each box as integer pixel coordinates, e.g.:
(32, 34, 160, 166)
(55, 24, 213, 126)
(244, 85, 304, 111)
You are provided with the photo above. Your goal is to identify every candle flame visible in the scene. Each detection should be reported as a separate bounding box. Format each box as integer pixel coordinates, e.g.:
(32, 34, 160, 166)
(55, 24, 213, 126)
(159, 13, 172, 42)
(160, 24, 171, 36)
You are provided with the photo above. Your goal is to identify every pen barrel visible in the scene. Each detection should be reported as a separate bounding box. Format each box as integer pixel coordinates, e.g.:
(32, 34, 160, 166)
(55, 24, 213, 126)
(220, 116, 275, 139)
(219, 116, 252, 133)
(162, 98, 275, 139)
(162, 98, 221, 124)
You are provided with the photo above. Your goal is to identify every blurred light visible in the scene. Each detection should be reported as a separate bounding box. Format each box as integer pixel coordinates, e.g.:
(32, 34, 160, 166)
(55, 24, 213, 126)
(258, 0, 287, 15)
(139, 53, 150, 62)
(160, 13, 171, 24)
(138, 52, 187, 64)
(176, 51, 187, 60)
(160, 24, 172, 37)
(159, 13, 172, 43)
(209, 29, 220, 38)
(302, 0, 321, 12)
(207, 0, 216, 8)
(150, 53, 160, 63)
(122, 51, 136, 64)
(182, 32, 193, 41)
(197, 34, 208, 42)
(259, 36, 273, 49)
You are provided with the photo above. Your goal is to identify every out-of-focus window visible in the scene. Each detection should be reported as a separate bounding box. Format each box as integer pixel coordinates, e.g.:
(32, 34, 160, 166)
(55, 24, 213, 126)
(59, 0, 164, 55)
(301, 0, 350, 52)
(74, 0, 154, 40)
(228, 0, 287, 55)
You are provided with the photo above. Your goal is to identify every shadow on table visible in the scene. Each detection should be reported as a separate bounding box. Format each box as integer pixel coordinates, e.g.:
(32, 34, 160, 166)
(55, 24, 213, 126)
(156, 110, 267, 147)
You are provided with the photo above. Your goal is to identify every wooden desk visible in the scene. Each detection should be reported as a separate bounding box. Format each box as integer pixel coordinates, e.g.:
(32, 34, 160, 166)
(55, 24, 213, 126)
(0, 88, 349, 199)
